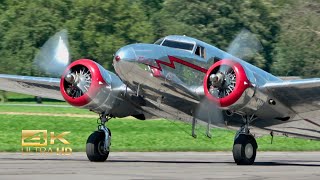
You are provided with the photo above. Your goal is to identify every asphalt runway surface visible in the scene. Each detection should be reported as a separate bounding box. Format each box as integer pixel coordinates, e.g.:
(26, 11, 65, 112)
(1, 152, 320, 180)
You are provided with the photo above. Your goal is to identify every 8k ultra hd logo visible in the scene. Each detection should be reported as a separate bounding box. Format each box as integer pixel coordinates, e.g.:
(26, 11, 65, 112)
(21, 130, 72, 155)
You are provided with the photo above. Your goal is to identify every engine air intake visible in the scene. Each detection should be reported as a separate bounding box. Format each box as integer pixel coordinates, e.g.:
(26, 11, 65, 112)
(60, 59, 106, 107)
(63, 65, 92, 98)
(203, 59, 250, 107)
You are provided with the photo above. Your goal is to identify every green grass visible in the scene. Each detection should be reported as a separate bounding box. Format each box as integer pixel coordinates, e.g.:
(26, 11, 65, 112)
(0, 104, 93, 114)
(1, 92, 320, 152)
(0, 92, 91, 114)
(2, 92, 66, 105)
(1, 114, 320, 152)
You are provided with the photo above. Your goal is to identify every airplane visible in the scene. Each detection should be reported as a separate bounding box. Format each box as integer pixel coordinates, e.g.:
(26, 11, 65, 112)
(1, 30, 320, 165)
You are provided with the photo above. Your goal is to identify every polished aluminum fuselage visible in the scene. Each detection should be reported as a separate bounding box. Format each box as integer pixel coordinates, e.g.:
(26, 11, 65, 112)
(113, 35, 295, 128)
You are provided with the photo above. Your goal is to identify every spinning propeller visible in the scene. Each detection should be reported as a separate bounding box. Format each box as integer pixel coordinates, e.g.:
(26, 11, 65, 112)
(195, 29, 262, 134)
(34, 30, 70, 77)
(207, 29, 261, 101)
(34, 30, 94, 102)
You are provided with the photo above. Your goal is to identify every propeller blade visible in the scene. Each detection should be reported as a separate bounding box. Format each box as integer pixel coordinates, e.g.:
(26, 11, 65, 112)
(195, 98, 225, 129)
(34, 29, 70, 76)
(226, 29, 262, 60)
(196, 29, 262, 133)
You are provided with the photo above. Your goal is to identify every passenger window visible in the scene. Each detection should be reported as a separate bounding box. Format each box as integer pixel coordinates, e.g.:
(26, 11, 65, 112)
(195, 46, 206, 58)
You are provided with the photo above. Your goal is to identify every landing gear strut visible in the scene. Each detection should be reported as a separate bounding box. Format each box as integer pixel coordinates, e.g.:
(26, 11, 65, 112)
(86, 114, 112, 162)
(232, 115, 258, 165)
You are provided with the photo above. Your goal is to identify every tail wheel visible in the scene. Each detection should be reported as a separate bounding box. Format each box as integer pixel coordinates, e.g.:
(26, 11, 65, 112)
(232, 134, 257, 165)
(86, 131, 110, 162)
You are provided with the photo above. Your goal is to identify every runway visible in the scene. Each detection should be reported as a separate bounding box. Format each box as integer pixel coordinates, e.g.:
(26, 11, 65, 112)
(1, 152, 320, 180)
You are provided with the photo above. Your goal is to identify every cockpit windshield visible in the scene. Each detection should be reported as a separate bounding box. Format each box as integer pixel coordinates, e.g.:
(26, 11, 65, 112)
(161, 40, 194, 51)
(154, 38, 164, 45)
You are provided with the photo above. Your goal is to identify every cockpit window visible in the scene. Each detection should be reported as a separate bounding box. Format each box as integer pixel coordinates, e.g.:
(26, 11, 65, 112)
(154, 38, 164, 45)
(161, 40, 194, 51)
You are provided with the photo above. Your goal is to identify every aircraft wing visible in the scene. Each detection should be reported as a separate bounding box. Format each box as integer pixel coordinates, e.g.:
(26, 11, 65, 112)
(262, 78, 320, 113)
(0, 74, 63, 100)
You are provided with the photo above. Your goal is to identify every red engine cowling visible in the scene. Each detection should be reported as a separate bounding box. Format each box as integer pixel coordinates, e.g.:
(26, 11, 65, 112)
(60, 59, 108, 107)
(203, 59, 251, 108)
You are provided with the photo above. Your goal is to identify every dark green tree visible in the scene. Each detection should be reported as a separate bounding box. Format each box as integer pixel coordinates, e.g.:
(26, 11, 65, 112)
(66, 0, 154, 70)
(0, 0, 72, 75)
(272, 0, 320, 77)
(0, 0, 153, 75)
(3, 0, 318, 77)
(136, 0, 164, 17)
(151, 0, 280, 70)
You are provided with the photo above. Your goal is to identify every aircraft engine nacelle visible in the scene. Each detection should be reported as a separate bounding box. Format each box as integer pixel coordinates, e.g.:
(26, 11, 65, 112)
(203, 59, 253, 109)
(60, 59, 116, 110)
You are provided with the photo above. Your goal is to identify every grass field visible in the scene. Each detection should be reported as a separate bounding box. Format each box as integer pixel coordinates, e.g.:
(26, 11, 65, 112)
(2, 92, 66, 104)
(0, 92, 320, 152)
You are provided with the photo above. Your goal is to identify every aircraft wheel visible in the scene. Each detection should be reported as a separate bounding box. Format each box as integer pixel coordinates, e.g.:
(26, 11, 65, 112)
(86, 131, 110, 162)
(232, 134, 257, 165)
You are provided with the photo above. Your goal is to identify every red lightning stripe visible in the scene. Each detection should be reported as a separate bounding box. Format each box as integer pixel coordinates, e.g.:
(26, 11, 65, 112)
(150, 56, 208, 73)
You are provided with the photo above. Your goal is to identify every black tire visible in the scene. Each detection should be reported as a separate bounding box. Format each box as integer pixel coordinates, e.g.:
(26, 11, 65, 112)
(232, 134, 257, 165)
(86, 131, 110, 162)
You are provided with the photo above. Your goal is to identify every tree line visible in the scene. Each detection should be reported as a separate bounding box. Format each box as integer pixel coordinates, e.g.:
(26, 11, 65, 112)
(0, 0, 319, 77)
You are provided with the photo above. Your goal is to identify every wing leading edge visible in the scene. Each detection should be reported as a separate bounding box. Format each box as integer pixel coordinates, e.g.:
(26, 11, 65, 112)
(0, 74, 63, 101)
(262, 78, 320, 114)
(242, 78, 320, 140)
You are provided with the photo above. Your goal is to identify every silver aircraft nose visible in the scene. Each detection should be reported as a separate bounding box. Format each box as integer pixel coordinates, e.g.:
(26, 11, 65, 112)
(113, 45, 137, 78)
(114, 45, 137, 63)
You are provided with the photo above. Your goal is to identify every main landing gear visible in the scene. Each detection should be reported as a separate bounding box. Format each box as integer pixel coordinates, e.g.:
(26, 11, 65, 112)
(86, 114, 112, 162)
(232, 115, 258, 165)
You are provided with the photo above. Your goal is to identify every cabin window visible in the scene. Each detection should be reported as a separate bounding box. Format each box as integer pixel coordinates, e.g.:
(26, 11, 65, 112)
(195, 45, 206, 58)
(161, 40, 194, 51)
